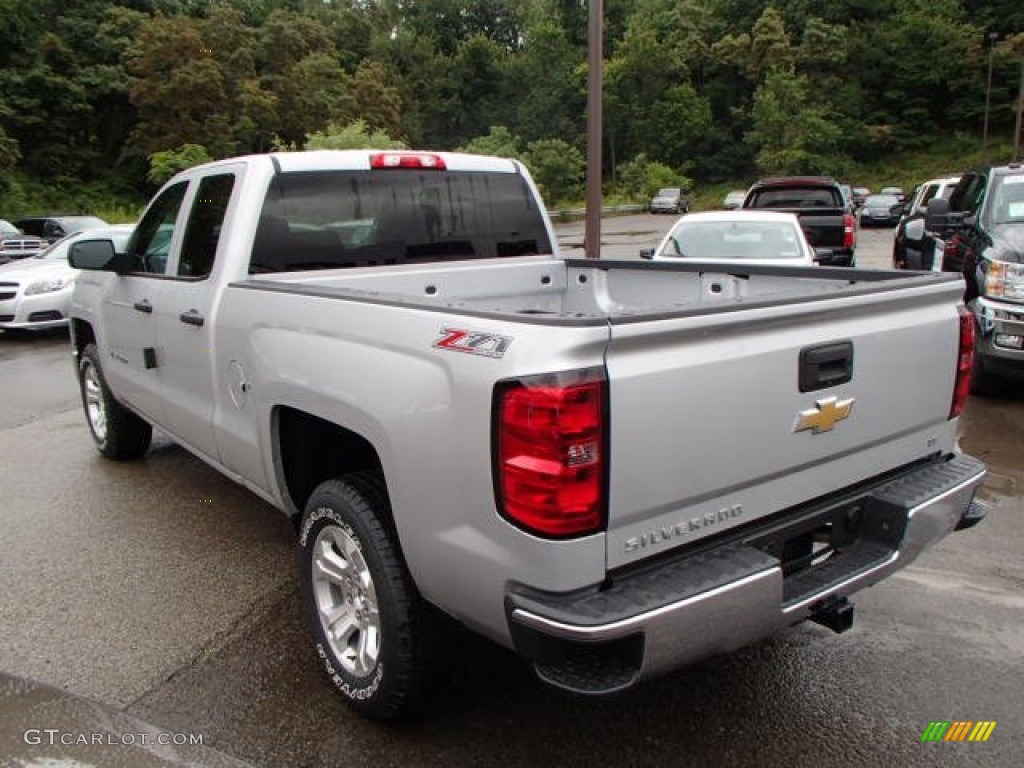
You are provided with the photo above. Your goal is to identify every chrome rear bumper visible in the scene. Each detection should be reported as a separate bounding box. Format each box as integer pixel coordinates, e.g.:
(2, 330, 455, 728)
(507, 453, 986, 694)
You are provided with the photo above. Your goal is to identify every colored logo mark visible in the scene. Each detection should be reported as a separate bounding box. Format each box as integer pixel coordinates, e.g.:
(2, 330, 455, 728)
(921, 721, 997, 742)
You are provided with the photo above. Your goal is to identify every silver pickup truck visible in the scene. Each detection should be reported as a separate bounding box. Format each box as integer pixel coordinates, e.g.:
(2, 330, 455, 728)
(68, 150, 986, 719)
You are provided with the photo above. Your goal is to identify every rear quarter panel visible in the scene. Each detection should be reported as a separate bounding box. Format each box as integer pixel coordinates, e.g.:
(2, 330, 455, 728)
(214, 284, 611, 644)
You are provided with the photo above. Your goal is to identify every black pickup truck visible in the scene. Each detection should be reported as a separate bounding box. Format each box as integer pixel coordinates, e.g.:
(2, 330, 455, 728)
(742, 176, 857, 266)
(921, 162, 1024, 393)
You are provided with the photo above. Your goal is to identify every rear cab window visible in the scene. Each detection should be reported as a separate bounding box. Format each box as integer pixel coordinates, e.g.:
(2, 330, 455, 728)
(746, 186, 841, 209)
(179, 173, 236, 279)
(250, 167, 552, 273)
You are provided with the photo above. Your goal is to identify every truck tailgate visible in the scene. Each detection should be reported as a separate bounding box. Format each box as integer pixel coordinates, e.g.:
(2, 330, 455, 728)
(604, 279, 963, 569)
(796, 209, 846, 248)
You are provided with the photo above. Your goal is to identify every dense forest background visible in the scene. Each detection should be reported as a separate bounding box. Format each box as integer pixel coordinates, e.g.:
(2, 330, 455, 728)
(1, 0, 1022, 214)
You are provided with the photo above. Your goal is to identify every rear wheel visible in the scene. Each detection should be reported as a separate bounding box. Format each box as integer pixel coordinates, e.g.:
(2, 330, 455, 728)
(298, 474, 439, 720)
(78, 343, 152, 459)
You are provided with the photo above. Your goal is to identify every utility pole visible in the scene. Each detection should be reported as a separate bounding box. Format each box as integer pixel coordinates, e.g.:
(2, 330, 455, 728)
(983, 32, 999, 160)
(1015, 61, 1023, 162)
(585, 0, 603, 259)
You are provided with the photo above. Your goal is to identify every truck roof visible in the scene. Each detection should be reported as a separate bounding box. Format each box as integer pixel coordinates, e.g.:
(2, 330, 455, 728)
(749, 176, 840, 188)
(181, 150, 522, 176)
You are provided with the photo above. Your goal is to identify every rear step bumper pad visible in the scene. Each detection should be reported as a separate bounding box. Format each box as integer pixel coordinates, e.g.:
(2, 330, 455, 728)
(508, 453, 985, 693)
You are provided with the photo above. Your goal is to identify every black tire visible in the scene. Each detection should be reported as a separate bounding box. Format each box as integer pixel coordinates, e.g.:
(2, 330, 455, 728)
(298, 474, 437, 720)
(970, 350, 997, 397)
(78, 343, 152, 459)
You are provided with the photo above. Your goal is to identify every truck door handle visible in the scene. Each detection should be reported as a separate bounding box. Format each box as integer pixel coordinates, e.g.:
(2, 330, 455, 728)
(132, 299, 153, 314)
(799, 341, 853, 392)
(179, 310, 205, 327)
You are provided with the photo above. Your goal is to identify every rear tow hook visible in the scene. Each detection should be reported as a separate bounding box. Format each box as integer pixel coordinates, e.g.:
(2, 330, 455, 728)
(811, 597, 855, 634)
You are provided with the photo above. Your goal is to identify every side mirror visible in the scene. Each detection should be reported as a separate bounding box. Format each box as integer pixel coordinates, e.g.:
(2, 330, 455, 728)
(639, 248, 655, 260)
(924, 198, 954, 232)
(69, 239, 120, 271)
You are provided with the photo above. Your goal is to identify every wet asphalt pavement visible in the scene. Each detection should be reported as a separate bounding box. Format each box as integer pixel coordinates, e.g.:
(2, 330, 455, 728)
(1, 220, 1022, 767)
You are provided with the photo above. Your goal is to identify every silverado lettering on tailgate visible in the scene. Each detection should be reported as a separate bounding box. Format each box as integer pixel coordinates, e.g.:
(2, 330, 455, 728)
(624, 504, 744, 553)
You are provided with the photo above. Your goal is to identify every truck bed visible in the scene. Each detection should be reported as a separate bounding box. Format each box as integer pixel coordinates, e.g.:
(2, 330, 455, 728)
(233, 257, 961, 324)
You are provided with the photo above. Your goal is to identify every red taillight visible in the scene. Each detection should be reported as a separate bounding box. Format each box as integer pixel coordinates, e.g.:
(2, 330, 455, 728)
(946, 234, 961, 263)
(370, 152, 446, 170)
(494, 369, 606, 538)
(951, 306, 975, 418)
(843, 213, 856, 250)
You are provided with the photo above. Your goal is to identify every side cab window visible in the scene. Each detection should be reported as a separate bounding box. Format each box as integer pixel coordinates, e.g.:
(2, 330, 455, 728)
(178, 173, 236, 279)
(126, 182, 188, 275)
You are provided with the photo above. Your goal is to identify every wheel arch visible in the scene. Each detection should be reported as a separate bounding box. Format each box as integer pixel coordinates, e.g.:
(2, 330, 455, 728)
(70, 318, 96, 359)
(272, 405, 390, 529)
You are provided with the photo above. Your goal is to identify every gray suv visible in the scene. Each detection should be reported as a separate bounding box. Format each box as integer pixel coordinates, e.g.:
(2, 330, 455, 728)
(649, 187, 691, 215)
(14, 215, 108, 244)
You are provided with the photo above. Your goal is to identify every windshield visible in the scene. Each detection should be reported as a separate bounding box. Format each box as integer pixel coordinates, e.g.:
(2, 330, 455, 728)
(251, 169, 552, 273)
(991, 175, 1024, 225)
(865, 195, 899, 206)
(662, 220, 803, 260)
(656, 189, 679, 198)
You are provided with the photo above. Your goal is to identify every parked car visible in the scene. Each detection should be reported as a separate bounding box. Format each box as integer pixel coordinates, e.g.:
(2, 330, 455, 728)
(0, 225, 132, 331)
(922, 163, 1024, 393)
(858, 194, 903, 227)
(643, 210, 817, 266)
(649, 187, 691, 214)
(0, 219, 46, 264)
(892, 175, 960, 269)
(851, 187, 871, 208)
(879, 186, 906, 204)
(14, 215, 108, 244)
(722, 190, 746, 209)
(839, 184, 854, 209)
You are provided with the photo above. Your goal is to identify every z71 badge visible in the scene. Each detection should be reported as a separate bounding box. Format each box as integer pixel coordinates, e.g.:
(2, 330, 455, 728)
(433, 327, 513, 358)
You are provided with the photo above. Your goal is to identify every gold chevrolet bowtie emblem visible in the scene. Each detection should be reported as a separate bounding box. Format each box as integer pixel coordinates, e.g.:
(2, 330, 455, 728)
(794, 396, 855, 434)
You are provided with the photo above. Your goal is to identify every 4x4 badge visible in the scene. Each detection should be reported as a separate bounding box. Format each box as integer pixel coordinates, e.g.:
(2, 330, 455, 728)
(794, 396, 854, 434)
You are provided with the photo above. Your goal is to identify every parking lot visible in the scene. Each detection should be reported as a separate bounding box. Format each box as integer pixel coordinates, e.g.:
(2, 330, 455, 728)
(2, 218, 1022, 767)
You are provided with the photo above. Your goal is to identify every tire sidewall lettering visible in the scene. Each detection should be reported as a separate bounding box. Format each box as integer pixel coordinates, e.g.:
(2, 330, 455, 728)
(303, 500, 382, 703)
(299, 505, 359, 550)
(315, 641, 384, 701)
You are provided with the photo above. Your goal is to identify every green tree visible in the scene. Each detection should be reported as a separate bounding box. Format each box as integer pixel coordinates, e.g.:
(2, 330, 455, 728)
(297, 120, 406, 151)
(147, 143, 213, 185)
(523, 138, 584, 205)
(500, 18, 585, 147)
(459, 126, 522, 158)
(746, 67, 845, 175)
(616, 154, 687, 200)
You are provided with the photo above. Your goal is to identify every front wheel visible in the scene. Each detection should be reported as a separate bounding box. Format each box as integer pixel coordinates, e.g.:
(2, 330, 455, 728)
(298, 474, 438, 720)
(78, 343, 152, 459)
